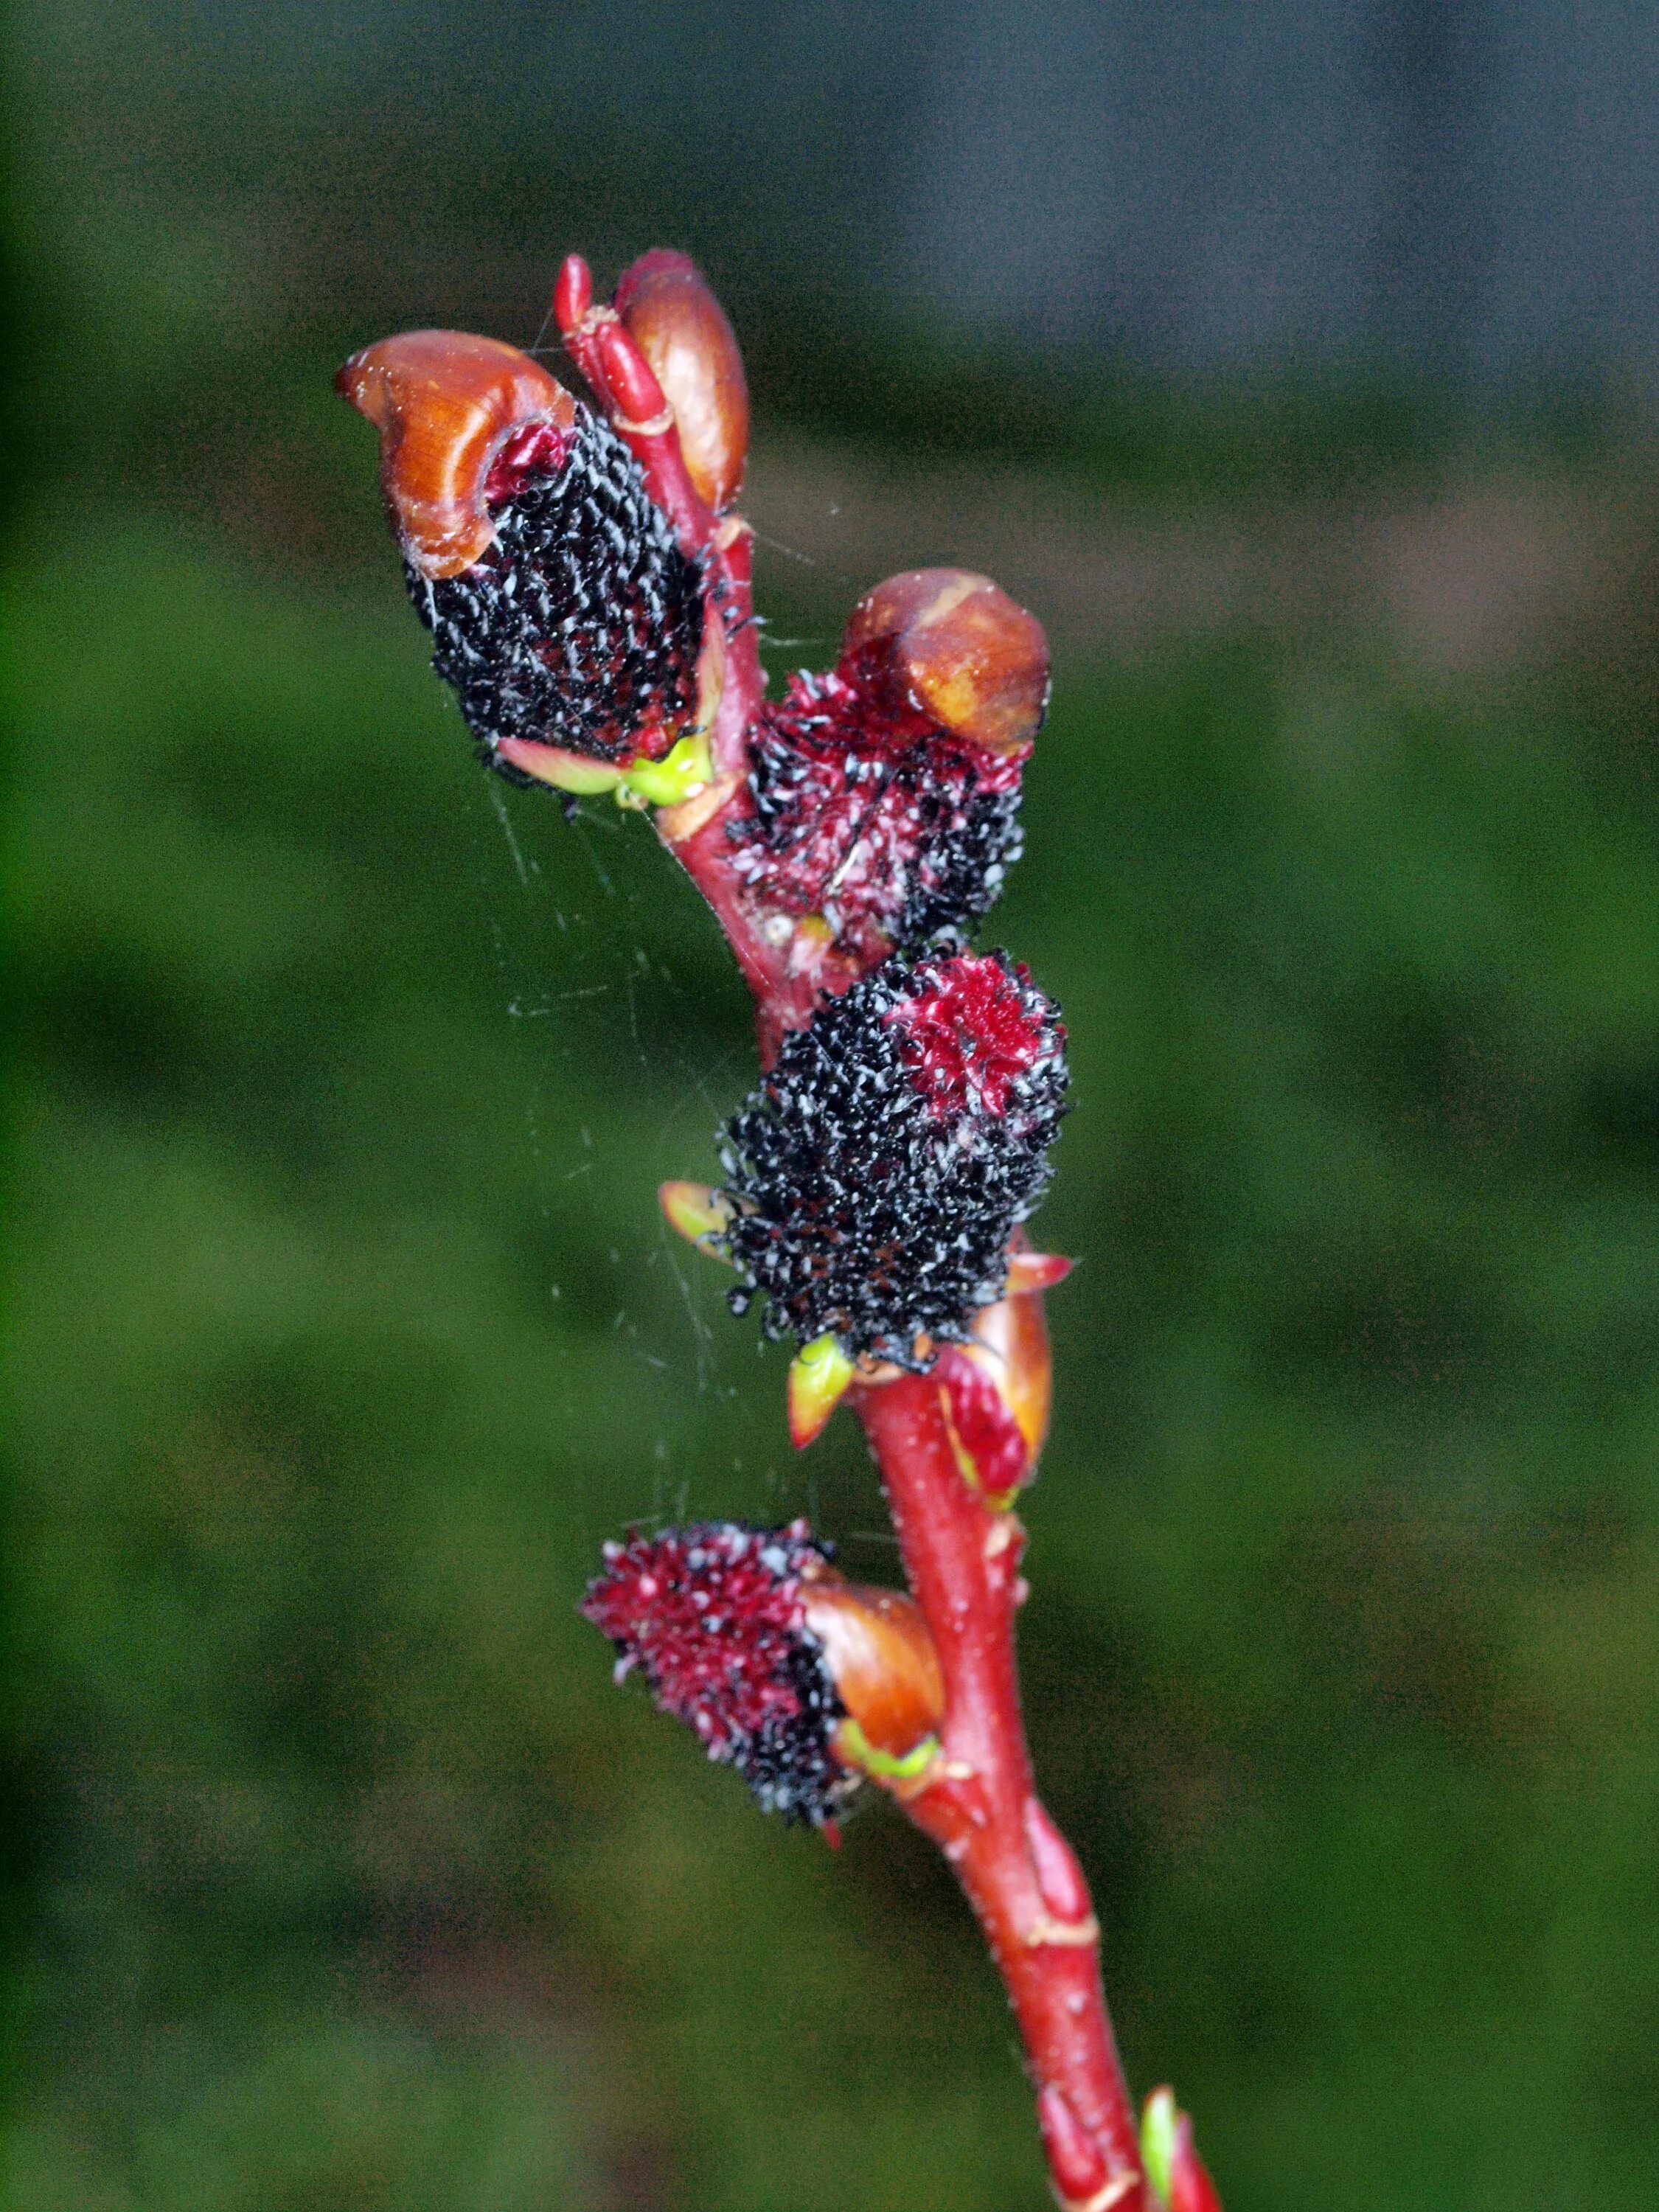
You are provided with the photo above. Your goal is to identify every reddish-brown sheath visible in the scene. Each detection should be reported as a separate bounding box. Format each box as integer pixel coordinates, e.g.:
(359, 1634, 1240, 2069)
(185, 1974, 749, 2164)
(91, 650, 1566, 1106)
(963, 1263, 1055, 1467)
(843, 568, 1051, 755)
(335, 330, 577, 579)
(616, 249, 751, 513)
(799, 1573, 945, 1760)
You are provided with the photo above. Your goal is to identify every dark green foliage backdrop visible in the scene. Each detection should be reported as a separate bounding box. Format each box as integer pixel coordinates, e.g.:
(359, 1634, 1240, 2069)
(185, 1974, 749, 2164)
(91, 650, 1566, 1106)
(13, 494, 1659, 2206)
(11, 12, 1659, 2205)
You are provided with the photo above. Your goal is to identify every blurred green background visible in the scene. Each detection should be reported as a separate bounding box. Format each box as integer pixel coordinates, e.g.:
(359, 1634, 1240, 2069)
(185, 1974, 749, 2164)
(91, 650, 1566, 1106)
(13, 8, 1659, 2210)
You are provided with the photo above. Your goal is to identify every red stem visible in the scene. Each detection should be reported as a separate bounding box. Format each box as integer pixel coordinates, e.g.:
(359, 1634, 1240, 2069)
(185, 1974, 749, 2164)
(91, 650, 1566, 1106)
(855, 1377, 1150, 2212)
(565, 260, 1152, 2205)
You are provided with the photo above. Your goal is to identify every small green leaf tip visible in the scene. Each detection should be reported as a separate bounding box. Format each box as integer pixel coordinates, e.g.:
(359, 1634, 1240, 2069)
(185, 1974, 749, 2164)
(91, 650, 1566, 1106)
(1141, 2087, 1178, 2209)
(833, 1717, 939, 1781)
(658, 1180, 735, 1252)
(619, 728, 713, 807)
(787, 1332, 856, 1449)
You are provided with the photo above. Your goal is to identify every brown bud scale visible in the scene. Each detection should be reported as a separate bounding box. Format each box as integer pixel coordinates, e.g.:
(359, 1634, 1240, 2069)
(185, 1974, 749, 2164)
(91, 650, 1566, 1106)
(616, 248, 750, 512)
(843, 569, 1050, 757)
(335, 330, 577, 579)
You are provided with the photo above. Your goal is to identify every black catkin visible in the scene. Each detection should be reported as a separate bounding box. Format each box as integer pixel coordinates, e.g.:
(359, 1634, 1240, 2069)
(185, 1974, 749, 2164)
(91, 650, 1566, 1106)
(717, 950, 1068, 1366)
(409, 407, 704, 779)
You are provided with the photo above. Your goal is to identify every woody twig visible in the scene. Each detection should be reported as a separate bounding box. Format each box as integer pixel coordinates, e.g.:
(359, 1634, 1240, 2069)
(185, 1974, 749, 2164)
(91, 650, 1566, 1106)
(338, 248, 1220, 2212)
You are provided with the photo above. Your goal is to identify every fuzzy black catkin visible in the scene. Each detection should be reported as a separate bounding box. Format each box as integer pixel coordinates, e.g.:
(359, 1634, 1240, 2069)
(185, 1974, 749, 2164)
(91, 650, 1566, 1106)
(717, 950, 1068, 1366)
(408, 408, 703, 778)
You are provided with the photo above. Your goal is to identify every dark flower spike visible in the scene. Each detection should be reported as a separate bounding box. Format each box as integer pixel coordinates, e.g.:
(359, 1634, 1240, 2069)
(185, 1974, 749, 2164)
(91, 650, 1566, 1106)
(728, 568, 1048, 964)
(580, 1520, 944, 1823)
(657, 1183, 1073, 1458)
(347, 248, 1212, 2212)
(715, 948, 1068, 1372)
(338, 328, 716, 807)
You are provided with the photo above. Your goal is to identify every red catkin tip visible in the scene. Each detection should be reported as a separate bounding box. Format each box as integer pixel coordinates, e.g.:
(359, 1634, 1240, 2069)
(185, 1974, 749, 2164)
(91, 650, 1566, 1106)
(886, 950, 1059, 1120)
(581, 1520, 846, 1823)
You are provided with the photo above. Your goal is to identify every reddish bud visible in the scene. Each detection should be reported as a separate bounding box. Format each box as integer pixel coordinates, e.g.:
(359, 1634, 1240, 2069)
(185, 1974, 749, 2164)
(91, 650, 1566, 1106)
(1037, 2085, 1113, 2207)
(1141, 2089, 1222, 2212)
(973, 1251, 1055, 1457)
(616, 248, 750, 512)
(800, 1575, 945, 1767)
(553, 251, 593, 334)
(1169, 2115, 1222, 2212)
(1023, 1797, 1093, 1925)
(841, 569, 1050, 757)
(335, 330, 577, 579)
(936, 1231, 1060, 1500)
(938, 1346, 1031, 1500)
(731, 661, 1026, 964)
(1004, 1249, 1073, 1295)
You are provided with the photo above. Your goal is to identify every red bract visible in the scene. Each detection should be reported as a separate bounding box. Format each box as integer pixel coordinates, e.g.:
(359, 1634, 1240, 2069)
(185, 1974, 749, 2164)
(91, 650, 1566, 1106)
(1169, 2112, 1224, 2212)
(482, 418, 574, 505)
(729, 668, 1024, 965)
(1141, 2089, 1224, 2212)
(936, 1342, 1033, 1499)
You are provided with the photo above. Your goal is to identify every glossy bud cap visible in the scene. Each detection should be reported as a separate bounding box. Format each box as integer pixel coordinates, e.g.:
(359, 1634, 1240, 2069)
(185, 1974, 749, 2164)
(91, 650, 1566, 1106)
(841, 568, 1050, 756)
(335, 330, 577, 579)
(799, 1572, 945, 1767)
(615, 250, 749, 512)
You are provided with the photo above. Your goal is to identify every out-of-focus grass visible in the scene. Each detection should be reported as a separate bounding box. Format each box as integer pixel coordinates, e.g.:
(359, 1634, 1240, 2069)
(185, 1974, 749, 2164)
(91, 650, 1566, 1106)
(11, 509, 1659, 2211)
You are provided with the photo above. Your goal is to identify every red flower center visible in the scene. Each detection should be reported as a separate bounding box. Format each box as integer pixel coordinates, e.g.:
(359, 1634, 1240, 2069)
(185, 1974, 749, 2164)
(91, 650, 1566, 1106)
(484, 418, 573, 507)
(886, 953, 1049, 1120)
